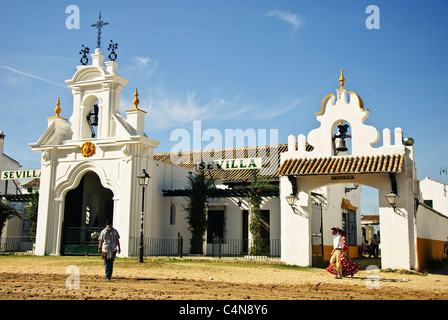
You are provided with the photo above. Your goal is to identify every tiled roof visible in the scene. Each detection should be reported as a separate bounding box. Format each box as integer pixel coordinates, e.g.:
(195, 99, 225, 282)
(22, 178, 40, 188)
(155, 145, 405, 181)
(154, 144, 289, 182)
(278, 154, 405, 176)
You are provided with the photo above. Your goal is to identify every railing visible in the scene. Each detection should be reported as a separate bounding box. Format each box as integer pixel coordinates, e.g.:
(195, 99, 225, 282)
(129, 237, 280, 259)
(0, 234, 281, 260)
(210, 238, 281, 259)
(130, 236, 184, 257)
(0, 236, 35, 252)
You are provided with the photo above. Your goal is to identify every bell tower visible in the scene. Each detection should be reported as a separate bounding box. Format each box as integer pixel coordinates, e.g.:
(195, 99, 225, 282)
(30, 16, 161, 256)
(65, 47, 129, 140)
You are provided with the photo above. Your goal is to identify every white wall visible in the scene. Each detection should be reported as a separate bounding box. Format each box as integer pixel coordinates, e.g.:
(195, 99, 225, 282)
(420, 178, 448, 217)
(416, 203, 448, 266)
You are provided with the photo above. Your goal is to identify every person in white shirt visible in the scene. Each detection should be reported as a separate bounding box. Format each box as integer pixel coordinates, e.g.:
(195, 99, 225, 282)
(98, 220, 121, 280)
(330, 227, 343, 279)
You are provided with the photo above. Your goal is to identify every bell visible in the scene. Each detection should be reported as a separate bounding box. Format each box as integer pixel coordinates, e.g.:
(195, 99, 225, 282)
(335, 138, 348, 152)
(90, 104, 99, 126)
(90, 114, 98, 126)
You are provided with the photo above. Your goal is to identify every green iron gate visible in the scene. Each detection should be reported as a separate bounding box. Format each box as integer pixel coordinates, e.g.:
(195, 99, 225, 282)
(62, 226, 103, 256)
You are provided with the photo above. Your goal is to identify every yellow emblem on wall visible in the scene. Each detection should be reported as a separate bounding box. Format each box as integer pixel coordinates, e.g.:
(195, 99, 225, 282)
(80, 141, 96, 158)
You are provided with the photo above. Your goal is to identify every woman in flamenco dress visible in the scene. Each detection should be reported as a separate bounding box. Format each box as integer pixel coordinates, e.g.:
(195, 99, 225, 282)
(326, 229, 361, 277)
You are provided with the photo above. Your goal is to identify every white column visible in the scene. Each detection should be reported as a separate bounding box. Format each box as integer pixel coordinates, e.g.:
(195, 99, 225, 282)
(280, 176, 312, 266)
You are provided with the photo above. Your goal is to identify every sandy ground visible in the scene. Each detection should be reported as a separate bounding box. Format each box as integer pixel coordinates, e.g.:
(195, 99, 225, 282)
(0, 255, 447, 301)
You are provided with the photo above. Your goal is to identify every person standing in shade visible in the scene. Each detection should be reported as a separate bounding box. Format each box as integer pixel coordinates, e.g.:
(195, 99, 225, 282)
(98, 220, 121, 280)
(371, 234, 380, 258)
(444, 236, 448, 257)
(329, 227, 343, 279)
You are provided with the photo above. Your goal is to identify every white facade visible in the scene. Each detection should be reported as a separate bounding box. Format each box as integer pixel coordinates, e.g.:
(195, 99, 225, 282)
(30, 48, 163, 256)
(0, 131, 27, 240)
(29, 48, 367, 260)
(279, 72, 420, 270)
(419, 177, 448, 217)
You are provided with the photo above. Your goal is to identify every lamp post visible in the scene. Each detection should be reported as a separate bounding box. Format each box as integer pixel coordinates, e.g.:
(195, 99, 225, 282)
(385, 191, 399, 212)
(286, 194, 298, 211)
(137, 169, 150, 263)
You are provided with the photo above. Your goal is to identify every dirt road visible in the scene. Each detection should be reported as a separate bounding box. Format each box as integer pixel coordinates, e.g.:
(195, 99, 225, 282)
(0, 255, 447, 300)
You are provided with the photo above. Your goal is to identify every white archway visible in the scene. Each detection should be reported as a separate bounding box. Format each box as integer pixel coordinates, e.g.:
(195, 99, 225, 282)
(52, 161, 119, 255)
(279, 72, 419, 270)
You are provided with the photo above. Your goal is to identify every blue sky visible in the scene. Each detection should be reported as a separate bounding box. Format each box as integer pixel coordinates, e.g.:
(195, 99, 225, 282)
(1, 1, 448, 213)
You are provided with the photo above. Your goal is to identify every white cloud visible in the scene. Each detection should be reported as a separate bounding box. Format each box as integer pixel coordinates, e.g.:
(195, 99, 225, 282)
(120, 56, 159, 78)
(0, 65, 69, 89)
(253, 99, 300, 120)
(137, 88, 241, 130)
(266, 9, 302, 31)
(127, 87, 299, 131)
(135, 56, 152, 67)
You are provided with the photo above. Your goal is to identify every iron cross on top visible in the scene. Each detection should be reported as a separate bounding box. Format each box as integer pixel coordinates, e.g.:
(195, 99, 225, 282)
(91, 12, 109, 49)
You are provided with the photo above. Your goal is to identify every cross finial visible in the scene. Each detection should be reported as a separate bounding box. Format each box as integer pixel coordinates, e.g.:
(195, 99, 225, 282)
(91, 11, 109, 49)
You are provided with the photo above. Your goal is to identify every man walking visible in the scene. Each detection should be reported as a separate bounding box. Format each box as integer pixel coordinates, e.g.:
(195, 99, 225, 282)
(98, 220, 121, 280)
(330, 227, 343, 279)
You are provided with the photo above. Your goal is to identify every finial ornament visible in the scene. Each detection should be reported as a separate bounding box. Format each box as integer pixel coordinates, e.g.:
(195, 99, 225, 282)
(339, 69, 345, 89)
(125, 88, 147, 113)
(47, 97, 67, 120)
(79, 44, 90, 65)
(107, 40, 118, 61)
(133, 88, 140, 108)
(55, 97, 61, 115)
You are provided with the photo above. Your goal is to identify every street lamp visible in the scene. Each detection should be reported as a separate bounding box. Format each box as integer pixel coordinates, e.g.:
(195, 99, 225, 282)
(385, 191, 399, 212)
(137, 169, 150, 263)
(286, 194, 298, 209)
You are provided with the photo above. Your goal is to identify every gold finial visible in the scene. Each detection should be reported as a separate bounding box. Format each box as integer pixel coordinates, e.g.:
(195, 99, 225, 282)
(47, 97, 67, 120)
(339, 69, 345, 89)
(126, 88, 146, 113)
(55, 97, 62, 116)
(133, 88, 140, 109)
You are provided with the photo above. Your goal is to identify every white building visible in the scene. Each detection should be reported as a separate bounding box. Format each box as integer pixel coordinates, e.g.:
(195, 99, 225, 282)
(29, 47, 363, 261)
(0, 131, 31, 251)
(29, 46, 448, 270)
(420, 177, 448, 217)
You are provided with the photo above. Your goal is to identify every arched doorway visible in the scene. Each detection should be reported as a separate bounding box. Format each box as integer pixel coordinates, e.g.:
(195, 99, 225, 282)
(310, 183, 382, 267)
(61, 171, 114, 255)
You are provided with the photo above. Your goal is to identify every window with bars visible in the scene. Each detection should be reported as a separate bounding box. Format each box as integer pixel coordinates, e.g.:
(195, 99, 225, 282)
(342, 209, 357, 246)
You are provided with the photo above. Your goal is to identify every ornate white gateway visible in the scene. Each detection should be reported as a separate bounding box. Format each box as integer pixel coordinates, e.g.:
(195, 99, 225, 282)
(30, 48, 160, 256)
(279, 71, 419, 270)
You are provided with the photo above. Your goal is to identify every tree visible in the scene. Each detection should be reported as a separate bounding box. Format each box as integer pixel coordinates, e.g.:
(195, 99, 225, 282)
(246, 178, 278, 255)
(25, 192, 39, 242)
(0, 200, 22, 239)
(184, 172, 215, 254)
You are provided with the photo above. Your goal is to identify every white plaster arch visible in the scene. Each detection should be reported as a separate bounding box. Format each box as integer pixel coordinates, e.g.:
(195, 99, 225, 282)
(82, 93, 103, 107)
(70, 67, 106, 83)
(55, 161, 119, 200)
